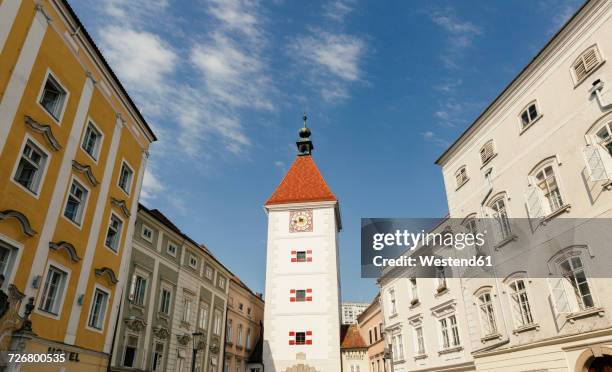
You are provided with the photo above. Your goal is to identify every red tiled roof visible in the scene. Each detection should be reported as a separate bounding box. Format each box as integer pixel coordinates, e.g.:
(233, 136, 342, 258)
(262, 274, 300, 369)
(265, 155, 337, 206)
(340, 324, 367, 349)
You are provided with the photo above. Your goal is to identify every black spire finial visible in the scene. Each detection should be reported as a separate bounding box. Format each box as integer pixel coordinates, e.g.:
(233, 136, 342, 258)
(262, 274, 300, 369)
(296, 113, 313, 156)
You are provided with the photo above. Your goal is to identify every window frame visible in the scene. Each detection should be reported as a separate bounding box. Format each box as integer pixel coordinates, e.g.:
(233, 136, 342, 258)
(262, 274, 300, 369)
(455, 166, 469, 189)
(36, 69, 70, 124)
(122, 333, 139, 368)
(530, 160, 567, 216)
(167, 242, 178, 257)
(86, 284, 111, 332)
(62, 176, 90, 228)
(11, 135, 51, 198)
(438, 314, 461, 350)
(198, 301, 209, 330)
(159, 283, 173, 316)
(213, 308, 222, 335)
(37, 260, 71, 319)
(518, 100, 541, 133)
(129, 269, 148, 306)
(117, 159, 134, 196)
(413, 325, 426, 356)
(506, 278, 535, 329)
(141, 224, 154, 243)
(479, 140, 496, 166)
(104, 212, 124, 253)
(0, 237, 22, 291)
(475, 288, 498, 337)
(571, 44, 604, 86)
(80, 119, 104, 162)
(189, 253, 198, 269)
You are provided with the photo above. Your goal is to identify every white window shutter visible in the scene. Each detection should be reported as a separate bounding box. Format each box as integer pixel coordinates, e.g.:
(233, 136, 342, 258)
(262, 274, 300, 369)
(128, 274, 136, 301)
(524, 185, 545, 220)
(547, 277, 570, 315)
(583, 145, 609, 182)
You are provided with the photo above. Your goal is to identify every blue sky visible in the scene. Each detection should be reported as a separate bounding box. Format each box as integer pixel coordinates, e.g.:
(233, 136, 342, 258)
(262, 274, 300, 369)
(71, 0, 582, 302)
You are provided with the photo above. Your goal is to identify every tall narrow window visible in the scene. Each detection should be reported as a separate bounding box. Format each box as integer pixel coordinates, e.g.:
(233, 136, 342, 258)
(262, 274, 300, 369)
(508, 279, 534, 327)
(183, 297, 192, 323)
(129, 273, 147, 306)
(477, 291, 497, 336)
(0, 243, 16, 288)
(596, 123, 612, 156)
(81, 122, 102, 160)
(388, 289, 397, 315)
(64, 179, 88, 225)
(88, 288, 109, 330)
(39, 265, 68, 315)
(535, 165, 564, 213)
(105, 214, 123, 252)
(561, 256, 594, 310)
(237, 324, 243, 346)
(118, 162, 133, 194)
(159, 287, 172, 315)
(490, 197, 511, 240)
(436, 266, 447, 292)
(151, 342, 164, 371)
(123, 335, 138, 367)
(410, 278, 418, 304)
(213, 309, 222, 335)
(455, 166, 468, 188)
(14, 140, 48, 194)
(39, 73, 67, 121)
(440, 315, 460, 349)
(246, 328, 251, 349)
(226, 319, 233, 342)
(480, 141, 495, 165)
(414, 326, 425, 355)
(199, 303, 209, 329)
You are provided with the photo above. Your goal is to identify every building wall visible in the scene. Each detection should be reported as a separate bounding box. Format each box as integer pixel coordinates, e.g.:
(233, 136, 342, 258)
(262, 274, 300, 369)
(357, 298, 387, 372)
(224, 277, 265, 372)
(342, 302, 370, 325)
(0, 0, 154, 370)
(341, 349, 369, 372)
(263, 203, 342, 372)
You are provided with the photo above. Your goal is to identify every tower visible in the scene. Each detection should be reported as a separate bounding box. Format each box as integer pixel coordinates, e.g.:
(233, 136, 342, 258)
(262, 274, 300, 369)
(262, 117, 342, 372)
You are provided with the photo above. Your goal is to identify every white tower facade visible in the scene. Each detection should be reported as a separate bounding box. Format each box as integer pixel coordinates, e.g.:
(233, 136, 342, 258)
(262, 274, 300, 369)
(263, 121, 342, 372)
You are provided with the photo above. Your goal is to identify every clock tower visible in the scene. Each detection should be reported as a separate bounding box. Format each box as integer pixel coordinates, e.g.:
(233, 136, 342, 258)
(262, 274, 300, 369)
(262, 117, 342, 372)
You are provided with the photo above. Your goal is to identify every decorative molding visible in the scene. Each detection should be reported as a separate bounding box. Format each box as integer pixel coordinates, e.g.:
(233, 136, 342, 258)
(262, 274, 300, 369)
(177, 333, 191, 346)
(124, 317, 146, 332)
(94, 267, 118, 285)
(24, 115, 61, 151)
(72, 160, 99, 187)
(153, 326, 170, 340)
(0, 210, 37, 237)
(48, 241, 81, 263)
(111, 197, 131, 218)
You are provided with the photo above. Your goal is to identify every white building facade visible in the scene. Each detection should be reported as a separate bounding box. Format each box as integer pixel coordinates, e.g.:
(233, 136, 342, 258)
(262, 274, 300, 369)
(342, 302, 370, 325)
(263, 123, 343, 372)
(380, 0, 612, 371)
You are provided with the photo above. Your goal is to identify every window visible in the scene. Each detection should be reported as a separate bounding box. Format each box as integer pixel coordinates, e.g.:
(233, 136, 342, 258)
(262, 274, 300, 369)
(572, 45, 603, 84)
(414, 326, 425, 355)
(14, 139, 48, 194)
(246, 328, 251, 349)
(141, 224, 153, 242)
(189, 254, 198, 269)
(388, 289, 397, 315)
(0, 241, 18, 289)
(159, 287, 172, 315)
(183, 297, 192, 323)
(226, 319, 233, 342)
(151, 342, 164, 371)
(535, 165, 564, 213)
(81, 121, 102, 160)
(218, 276, 226, 289)
(87, 287, 109, 330)
(455, 166, 468, 188)
(205, 266, 213, 280)
(105, 214, 123, 252)
(64, 179, 88, 225)
(508, 279, 534, 327)
(595, 122, 612, 156)
(520, 102, 540, 129)
(39, 265, 68, 315)
(118, 161, 133, 194)
(435, 266, 447, 291)
(295, 290, 306, 302)
(410, 278, 418, 304)
(123, 335, 138, 367)
(167, 243, 177, 257)
(224, 360, 230, 372)
(489, 197, 512, 241)
(213, 309, 222, 335)
(439, 315, 460, 349)
(477, 291, 497, 336)
(296, 251, 307, 262)
(373, 326, 378, 342)
(237, 324, 243, 346)
(238, 303, 244, 311)
(199, 303, 209, 329)
(480, 141, 495, 165)
(129, 273, 147, 306)
(39, 73, 67, 121)
(369, 329, 373, 344)
(559, 256, 594, 310)
(295, 332, 306, 345)
(392, 334, 403, 360)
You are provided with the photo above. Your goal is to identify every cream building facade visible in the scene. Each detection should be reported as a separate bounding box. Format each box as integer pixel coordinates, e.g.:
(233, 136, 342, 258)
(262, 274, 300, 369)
(379, 0, 612, 371)
(342, 302, 370, 325)
(356, 296, 387, 372)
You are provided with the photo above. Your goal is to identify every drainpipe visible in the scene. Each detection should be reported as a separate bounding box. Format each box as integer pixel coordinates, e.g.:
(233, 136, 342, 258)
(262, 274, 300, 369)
(591, 79, 612, 110)
(107, 289, 124, 372)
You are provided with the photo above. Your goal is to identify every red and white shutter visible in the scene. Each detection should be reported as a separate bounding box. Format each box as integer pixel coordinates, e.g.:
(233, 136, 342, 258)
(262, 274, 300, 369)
(288, 331, 295, 345)
(306, 331, 313, 345)
(306, 288, 312, 302)
(290, 250, 313, 262)
(289, 289, 296, 302)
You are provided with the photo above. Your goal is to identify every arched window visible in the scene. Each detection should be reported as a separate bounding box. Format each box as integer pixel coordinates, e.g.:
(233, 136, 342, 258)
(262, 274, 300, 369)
(519, 101, 540, 130)
(595, 122, 612, 156)
(489, 196, 512, 241)
(480, 140, 496, 165)
(571, 45, 603, 85)
(525, 159, 566, 219)
(476, 289, 497, 336)
(583, 121, 612, 182)
(508, 279, 534, 327)
(455, 166, 468, 188)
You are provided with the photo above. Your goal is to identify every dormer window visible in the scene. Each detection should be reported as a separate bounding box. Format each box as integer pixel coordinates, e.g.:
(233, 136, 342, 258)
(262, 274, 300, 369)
(479, 141, 495, 165)
(455, 166, 468, 188)
(571, 45, 603, 85)
(520, 102, 540, 130)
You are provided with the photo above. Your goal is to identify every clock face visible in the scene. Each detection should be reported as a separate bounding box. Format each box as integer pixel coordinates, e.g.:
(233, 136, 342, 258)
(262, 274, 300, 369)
(289, 210, 313, 233)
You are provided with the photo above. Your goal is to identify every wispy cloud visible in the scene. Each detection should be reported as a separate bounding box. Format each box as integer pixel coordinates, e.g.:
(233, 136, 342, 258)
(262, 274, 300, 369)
(289, 28, 366, 102)
(140, 167, 166, 201)
(537, 0, 582, 33)
(421, 131, 449, 147)
(435, 78, 463, 93)
(429, 8, 481, 69)
(324, 0, 355, 23)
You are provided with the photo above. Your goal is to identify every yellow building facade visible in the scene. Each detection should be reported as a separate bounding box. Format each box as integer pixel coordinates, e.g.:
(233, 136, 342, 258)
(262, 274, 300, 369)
(0, 0, 156, 370)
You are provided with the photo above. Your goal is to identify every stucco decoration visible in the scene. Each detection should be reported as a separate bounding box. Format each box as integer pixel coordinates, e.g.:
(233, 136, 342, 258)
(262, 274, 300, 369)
(72, 160, 99, 187)
(49, 241, 81, 263)
(94, 267, 118, 285)
(111, 197, 131, 218)
(177, 334, 191, 346)
(0, 210, 37, 237)
(153, 326, 170, 340)
(23, 115, 61, 151)
(124, 317, 146, 332)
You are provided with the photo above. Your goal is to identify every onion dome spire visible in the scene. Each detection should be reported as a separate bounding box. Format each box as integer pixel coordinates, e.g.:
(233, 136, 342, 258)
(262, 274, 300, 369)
(296, 114, 314, 156)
